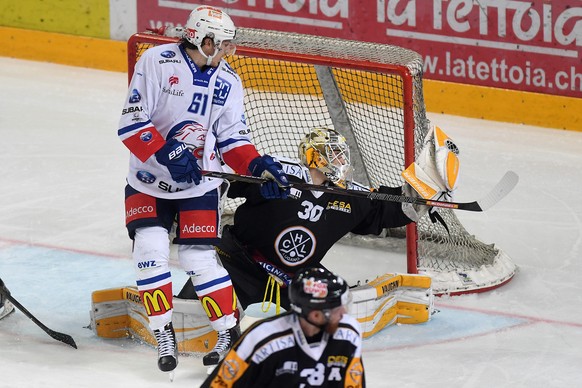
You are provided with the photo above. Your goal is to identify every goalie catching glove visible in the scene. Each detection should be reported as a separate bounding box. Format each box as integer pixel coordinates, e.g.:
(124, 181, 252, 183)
(402, 125, 459, 200)
(248, 155, 290, 199)
(401, 125, 460, 222)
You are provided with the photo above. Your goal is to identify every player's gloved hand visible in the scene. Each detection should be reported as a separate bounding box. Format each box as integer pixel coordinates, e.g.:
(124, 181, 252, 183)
(155, 138, 201, 184)
(248, 155, 290, 199)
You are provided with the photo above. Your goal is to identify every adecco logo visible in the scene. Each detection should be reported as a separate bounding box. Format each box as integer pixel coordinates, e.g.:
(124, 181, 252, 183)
(125, 193, 156, 223)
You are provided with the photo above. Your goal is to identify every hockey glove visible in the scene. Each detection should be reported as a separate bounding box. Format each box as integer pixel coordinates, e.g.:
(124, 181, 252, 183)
(248, 155, 290, 199)
(155, 138, 201, 184)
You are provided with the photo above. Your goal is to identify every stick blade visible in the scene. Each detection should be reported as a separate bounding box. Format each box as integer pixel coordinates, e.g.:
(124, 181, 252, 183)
(49, 330, 78, 349)
(477, 171, 519, 211)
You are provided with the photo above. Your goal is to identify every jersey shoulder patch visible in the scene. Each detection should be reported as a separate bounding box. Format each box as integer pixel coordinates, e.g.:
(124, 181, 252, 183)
(276, 156, 309, 182)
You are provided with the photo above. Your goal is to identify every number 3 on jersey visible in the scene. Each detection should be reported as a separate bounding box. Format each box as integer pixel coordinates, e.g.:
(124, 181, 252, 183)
(297, 200, 323, 222)
(189, 93, 208, 115)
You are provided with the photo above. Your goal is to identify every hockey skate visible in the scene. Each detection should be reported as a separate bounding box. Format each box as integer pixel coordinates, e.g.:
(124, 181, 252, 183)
(202, 324, 241, 366)
(153, 322, 178, 372)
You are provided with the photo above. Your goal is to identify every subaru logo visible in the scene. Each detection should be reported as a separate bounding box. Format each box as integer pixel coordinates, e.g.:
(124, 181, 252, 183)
(161, 51, 176, 58)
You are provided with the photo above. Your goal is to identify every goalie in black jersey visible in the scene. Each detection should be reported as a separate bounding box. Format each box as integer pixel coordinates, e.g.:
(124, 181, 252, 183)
(179, 127, 437, 313)
(201, 267, 365, 387)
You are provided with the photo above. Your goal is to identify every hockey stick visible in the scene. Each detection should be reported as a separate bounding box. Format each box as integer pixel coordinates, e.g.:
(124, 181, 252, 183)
(202, 170, 518, 212)
(0, 278, 77, 349)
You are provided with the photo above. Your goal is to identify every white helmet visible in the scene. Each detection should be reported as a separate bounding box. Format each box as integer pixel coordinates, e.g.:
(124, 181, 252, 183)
(184, 6, 236, 65)
(299, 128, 353, 188)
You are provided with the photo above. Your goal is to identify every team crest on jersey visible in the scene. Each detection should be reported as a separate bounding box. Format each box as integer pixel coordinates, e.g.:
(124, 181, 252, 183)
(275, 226, 316, 266)
(129, 89, 141, 103)
(326, 200, 352, 213)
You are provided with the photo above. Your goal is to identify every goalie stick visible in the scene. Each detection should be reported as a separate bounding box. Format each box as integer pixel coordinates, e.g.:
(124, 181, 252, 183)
(202, 170, 518, 212)
(0, 278, 77, 349)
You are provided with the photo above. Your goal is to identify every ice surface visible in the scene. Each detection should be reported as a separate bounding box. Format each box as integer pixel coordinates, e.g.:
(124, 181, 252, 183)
(1, 57, 581, 387)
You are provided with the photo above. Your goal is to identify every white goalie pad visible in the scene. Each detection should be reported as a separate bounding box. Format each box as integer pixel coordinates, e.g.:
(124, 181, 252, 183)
(402, 125, 460, 200)
(89, 286, 244, 354)
(348, 273, 434, 338)
(90, 274, 433, 351)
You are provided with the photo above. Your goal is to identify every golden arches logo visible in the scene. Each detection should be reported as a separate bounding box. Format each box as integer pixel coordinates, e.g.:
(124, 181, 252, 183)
(142, 289, 171, 315)
(201, 296, 224, 320)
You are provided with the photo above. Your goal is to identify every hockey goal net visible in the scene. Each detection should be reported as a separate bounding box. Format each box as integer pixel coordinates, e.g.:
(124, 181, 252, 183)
(127, 28, 516, 295)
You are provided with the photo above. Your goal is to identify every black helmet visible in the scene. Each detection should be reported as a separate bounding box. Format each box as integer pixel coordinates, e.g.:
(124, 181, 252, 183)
(289, 267, 349, 317)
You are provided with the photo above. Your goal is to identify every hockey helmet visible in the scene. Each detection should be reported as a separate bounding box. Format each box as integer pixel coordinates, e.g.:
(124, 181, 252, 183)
(289, 267, 350, 318)
(184, 6, 236, 48)
(298, 128, 353, 188)
(184, 6, 236, 65)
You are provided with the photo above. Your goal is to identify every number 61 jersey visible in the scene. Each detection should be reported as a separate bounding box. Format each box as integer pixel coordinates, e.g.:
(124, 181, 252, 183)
(118, 42, 259, 200)
(202, 312, 366, 388)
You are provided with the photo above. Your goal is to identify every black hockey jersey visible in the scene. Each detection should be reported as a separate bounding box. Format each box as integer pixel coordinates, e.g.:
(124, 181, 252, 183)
(228, 157, 413, 276)
(201, 312, 365, 387)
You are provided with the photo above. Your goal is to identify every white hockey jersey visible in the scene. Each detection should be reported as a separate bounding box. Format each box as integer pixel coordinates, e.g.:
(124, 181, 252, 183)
(118, 42, 259, 199)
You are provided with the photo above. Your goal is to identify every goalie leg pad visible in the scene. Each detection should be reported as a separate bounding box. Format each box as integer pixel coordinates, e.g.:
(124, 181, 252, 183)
(90, 286, 221, 354)
(348, 273, 434, 338)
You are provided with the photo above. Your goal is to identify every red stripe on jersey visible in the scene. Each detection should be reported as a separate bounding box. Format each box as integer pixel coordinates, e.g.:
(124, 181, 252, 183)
(222, 144, 260, 175)
(122, 128, 166, 162)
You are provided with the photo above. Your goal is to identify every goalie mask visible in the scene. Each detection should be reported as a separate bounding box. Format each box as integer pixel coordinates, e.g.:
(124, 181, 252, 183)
(184, 6, 236, 65)
(298, 128, 353, 188)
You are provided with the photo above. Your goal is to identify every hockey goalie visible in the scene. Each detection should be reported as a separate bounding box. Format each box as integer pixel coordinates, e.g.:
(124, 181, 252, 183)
(89, 124, 461, 353)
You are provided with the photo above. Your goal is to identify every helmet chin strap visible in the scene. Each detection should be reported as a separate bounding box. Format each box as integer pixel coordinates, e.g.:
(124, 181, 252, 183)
(197, 45, 218, 66)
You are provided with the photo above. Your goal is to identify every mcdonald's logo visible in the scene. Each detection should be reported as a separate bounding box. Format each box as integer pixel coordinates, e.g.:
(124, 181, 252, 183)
(142, 289, 171, 316)
(201, 296, 223, 320)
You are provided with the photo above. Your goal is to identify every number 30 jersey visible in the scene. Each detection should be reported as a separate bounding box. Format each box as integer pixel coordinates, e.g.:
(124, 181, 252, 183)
(228, 157, 413, 275)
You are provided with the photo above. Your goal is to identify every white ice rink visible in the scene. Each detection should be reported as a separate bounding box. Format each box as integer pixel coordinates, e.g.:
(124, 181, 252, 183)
(1, 57, 581, 387)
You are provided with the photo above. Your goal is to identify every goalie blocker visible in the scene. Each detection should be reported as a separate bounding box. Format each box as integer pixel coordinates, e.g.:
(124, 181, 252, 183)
(89, 273, 433, 350)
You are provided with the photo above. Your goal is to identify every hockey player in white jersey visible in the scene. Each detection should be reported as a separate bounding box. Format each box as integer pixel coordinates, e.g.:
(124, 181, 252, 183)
(202, 267, 365, 387)
(117, 6, 290, 373)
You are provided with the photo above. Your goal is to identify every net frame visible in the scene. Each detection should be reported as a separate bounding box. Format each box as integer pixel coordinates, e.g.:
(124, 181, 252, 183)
(126, 28, 516, 295)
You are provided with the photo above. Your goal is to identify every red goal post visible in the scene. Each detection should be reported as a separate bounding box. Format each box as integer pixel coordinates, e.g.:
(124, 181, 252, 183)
(126, 28, 516, 295)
